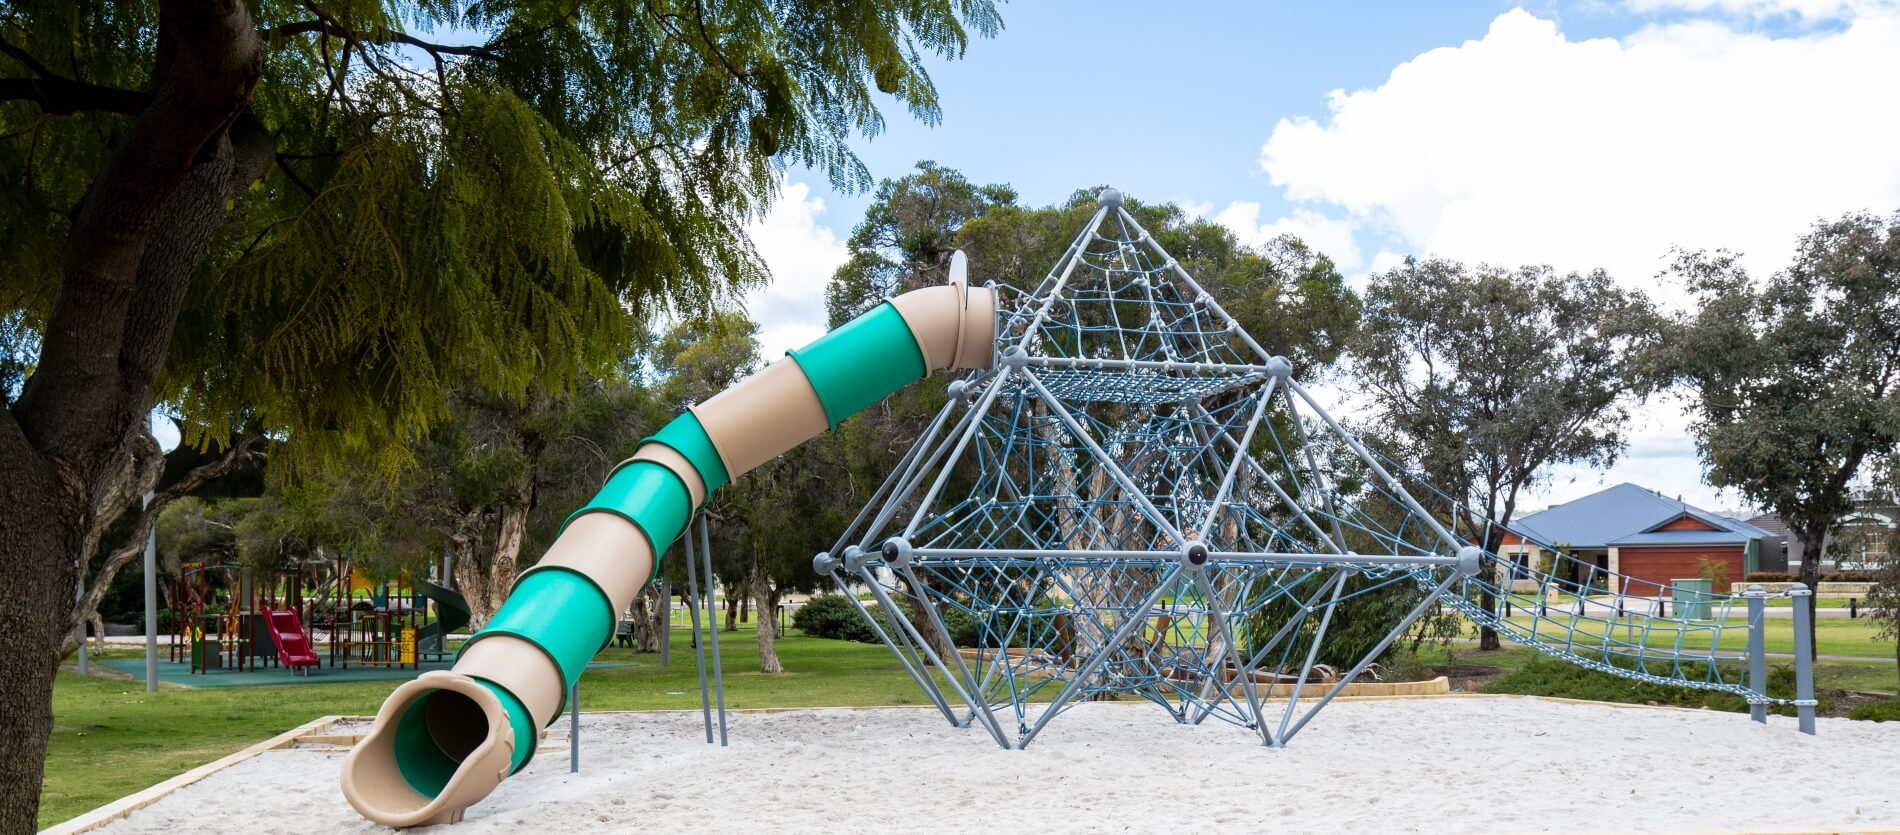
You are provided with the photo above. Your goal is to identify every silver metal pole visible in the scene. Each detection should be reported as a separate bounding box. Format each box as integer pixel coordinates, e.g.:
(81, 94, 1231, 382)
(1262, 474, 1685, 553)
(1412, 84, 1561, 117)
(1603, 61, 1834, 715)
(568, 680, 579, 773)
(144, 491, 158, 691)
(683, 538, 713, 743)
(896, 563, 1015, 748)
(698, 514, 729, 746)
(1790, 583, 1816, 735)
(836, 573, 960, 724)
(659, 579, 671, 668)
(1278, 572, 1459, 744)
(1020, 566, 1183, 748)
(1744, 584, 1766, 725)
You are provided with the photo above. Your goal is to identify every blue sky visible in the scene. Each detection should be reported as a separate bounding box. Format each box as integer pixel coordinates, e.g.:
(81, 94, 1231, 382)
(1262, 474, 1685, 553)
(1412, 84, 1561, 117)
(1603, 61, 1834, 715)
(740, 0, 1900, 513)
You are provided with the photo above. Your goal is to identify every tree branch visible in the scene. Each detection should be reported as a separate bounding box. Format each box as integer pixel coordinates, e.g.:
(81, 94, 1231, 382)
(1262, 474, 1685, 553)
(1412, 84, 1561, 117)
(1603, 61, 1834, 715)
(0, 76, 149, 116)
(58, 435, 264, 658)
(265, 17, 499, 60)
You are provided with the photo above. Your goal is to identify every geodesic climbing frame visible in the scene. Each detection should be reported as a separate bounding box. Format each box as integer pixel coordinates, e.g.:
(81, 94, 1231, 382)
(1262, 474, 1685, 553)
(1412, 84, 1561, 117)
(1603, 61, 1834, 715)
(814, 189, 1815, 750)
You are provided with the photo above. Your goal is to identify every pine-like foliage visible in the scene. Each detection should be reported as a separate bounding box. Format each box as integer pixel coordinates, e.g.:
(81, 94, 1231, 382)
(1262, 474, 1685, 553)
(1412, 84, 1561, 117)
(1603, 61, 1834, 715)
(0, 0, 1003, 472)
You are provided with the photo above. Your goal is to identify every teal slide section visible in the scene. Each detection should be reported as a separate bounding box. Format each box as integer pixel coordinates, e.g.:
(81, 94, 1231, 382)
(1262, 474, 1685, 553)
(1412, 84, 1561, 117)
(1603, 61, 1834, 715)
(788, 302, 927, 428)
(400, 292, 953, 796)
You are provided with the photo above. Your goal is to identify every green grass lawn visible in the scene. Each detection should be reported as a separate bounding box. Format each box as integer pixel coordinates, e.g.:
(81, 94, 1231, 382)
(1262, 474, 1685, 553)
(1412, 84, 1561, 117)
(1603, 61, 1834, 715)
(42, 622, 936, 829)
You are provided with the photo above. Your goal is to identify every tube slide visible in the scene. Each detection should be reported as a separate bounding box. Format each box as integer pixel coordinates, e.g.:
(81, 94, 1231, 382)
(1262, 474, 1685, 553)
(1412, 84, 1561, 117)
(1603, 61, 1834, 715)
(340, 255, 996, 827)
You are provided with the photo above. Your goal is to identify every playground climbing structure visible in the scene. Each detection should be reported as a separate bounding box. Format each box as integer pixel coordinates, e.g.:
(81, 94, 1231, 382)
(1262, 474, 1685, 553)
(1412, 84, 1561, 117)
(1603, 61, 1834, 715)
(341, 189, 1816, 830)
(820, 190, 1818, 751)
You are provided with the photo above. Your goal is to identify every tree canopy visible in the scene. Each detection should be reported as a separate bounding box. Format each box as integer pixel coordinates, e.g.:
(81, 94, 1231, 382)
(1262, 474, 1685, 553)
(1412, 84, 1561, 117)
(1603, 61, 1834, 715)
(1347, 258, 1665, 649)
(1671, 210, 1900, 596)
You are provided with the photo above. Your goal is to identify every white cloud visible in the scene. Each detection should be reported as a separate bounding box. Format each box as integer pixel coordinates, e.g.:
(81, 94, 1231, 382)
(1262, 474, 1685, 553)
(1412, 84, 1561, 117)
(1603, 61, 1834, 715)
(740, 180, 850, 360)
(1261, 8, 1900, 305)
(1256, 7, 1900, 510)
(1208, 202, 1363, 270)
(1624, 0, 1900, 19)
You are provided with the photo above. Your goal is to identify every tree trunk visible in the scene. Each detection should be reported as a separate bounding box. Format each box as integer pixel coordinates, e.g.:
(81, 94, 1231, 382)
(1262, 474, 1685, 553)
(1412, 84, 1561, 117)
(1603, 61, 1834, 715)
(724, 587, 738, 632)
(1477, 523, 1504, 651)
(450, 532, 494, 629)
(643, 585, 668, 653)
(0, 459, 81, 835)
(752, 540, 781, 673)
(487, 502, 529, 621)
(740, 593, 749, 624)
(1794, 524, 1827, 661)
(0, 3, 265, 827)
(60, 435, 261, 657)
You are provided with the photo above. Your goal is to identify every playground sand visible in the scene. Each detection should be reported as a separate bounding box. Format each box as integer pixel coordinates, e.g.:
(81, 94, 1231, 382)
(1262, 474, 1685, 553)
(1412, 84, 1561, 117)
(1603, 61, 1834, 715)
(90, 697, 1900, 834)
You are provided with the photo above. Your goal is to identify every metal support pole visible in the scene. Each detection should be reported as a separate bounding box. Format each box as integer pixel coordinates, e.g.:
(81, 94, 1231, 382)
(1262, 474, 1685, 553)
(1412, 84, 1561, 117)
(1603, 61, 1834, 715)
(1744, 585, 1767, 725)
(683, 539, 714, 743)
(569, 680, 580, 773)
(897, 563, 1015, 748)
(659, 579, 671, 668)
(836, 573, 960, 724)
(1790, 583, 1816, 735)
(1279, 572, 1459, 744)
(1020, 567, 1183, 748)
(144, 491, 158, 691)
(698, 514, 729, 746)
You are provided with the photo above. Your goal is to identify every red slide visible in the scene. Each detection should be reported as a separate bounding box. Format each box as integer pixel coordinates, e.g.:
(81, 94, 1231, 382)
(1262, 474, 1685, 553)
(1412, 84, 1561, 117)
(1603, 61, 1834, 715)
(261, 606, 321, 672)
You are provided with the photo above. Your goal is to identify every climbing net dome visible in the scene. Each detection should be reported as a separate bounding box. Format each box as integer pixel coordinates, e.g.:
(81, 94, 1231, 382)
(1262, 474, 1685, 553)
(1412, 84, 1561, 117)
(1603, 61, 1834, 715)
(819, 191, 1807, 750)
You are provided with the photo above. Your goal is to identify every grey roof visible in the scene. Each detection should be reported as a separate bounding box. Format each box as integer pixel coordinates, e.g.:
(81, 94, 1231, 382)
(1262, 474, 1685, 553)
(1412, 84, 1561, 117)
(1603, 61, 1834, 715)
(1512, 483, 1768, 549)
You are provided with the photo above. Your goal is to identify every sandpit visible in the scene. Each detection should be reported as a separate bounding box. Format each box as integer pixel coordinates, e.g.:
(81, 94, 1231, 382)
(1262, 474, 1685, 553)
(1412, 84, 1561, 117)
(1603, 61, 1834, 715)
(89, 697, 1900, 833)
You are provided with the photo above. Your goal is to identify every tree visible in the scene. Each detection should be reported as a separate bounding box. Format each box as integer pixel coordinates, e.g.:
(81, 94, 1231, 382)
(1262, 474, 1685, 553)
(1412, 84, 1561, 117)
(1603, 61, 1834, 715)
(377, 379, 661, 627)
(0, 1, 1001, 826)
(1864, 461, 1900, 691)
(1348, 258, 1665, 650)
(1671, 211, 1900, 643)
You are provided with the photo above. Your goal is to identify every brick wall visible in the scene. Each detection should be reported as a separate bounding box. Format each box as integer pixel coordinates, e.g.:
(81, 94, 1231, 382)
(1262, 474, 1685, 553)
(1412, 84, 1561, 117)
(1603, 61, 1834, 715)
(1617, 546, 1744, 590)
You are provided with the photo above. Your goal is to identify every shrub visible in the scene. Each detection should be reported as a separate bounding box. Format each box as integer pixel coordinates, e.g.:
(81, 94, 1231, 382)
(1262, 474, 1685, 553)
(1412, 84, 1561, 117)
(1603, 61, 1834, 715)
(1745, 572, 1796, 582)
(1821, 570, 1876, 583)
(1696, 557, 1730, 591)
(792, 595, 885, 644)
(1849, 699, 1900, 722)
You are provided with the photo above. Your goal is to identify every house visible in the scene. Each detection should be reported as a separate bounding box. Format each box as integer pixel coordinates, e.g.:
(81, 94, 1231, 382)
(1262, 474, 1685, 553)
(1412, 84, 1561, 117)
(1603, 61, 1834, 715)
(1748, 490, 1897, 572)
(1496, 483, 1773, 596)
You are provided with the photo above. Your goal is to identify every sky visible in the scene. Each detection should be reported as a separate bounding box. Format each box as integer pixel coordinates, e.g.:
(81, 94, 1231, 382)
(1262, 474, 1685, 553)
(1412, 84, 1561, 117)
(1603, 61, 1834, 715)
(740, 0, 1900, 516)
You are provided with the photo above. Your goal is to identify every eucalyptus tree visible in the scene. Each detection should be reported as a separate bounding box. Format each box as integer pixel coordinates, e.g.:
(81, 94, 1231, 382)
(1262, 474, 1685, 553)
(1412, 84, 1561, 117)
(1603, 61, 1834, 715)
(1671, 211, 1900, 638)
(0, 0, 1002, 826)
(1348, 259, 1665, 650)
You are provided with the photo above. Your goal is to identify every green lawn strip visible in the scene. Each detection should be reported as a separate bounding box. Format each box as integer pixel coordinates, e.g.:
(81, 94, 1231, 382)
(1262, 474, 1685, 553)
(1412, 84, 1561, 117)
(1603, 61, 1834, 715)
(44, 624, 941, 829)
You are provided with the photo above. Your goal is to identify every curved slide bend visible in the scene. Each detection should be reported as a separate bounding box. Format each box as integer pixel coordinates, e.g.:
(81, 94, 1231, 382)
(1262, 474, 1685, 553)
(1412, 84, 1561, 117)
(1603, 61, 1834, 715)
(340, 256, 996, 827)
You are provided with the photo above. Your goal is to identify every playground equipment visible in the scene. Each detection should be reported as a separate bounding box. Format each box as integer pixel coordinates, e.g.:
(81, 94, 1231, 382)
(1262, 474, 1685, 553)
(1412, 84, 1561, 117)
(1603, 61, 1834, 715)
(340, 251, 995, 826)
(341, 190, 1815, 828)
(821, 191, 1816, 749)
(260, 605, 322, 673)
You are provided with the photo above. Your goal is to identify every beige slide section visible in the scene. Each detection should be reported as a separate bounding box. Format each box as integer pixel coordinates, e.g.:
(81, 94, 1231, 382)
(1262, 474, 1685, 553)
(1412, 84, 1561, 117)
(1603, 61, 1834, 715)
(453, 636, 566, 729)
(688, 358, 829, 478)
(888, 252, 998, 372)
(527, 512, 657, 616)
(340, 672, 520, 828)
